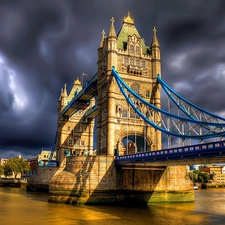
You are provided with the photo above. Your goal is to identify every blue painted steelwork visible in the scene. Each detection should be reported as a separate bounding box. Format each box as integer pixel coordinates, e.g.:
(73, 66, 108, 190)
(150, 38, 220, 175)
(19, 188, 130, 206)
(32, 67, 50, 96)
(112, 67, 225, 139)
(115, 140, 225, 164)
(157, 75, 225, 123)
(84, 105, 98, 119)
(61, 73, 97, 116)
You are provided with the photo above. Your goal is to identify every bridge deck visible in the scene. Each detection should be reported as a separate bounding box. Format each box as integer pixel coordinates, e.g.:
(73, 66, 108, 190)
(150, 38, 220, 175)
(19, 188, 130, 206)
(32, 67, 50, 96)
(116, 140, 225, 166)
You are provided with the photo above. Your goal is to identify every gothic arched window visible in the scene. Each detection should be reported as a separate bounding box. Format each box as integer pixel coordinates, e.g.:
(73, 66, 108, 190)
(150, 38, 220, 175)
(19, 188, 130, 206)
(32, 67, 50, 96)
(130, 58, 134, 65)
(135, 46, 140, 55)
(136, 59, 140, 67)
(130, 45, 134, 54)
(130, 83, 141, 95)
(123, 57, 128, 65)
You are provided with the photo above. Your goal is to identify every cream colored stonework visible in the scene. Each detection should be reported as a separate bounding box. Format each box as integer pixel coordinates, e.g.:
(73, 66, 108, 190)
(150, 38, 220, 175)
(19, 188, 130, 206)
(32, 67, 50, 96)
(97, 13, 162, 155)
(57, 13, 162, 165)
(57, 81, 95, 168)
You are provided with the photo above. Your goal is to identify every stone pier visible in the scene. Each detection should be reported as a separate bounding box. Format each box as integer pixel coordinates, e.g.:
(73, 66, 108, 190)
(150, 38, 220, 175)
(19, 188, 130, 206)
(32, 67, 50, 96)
(48, 155, 194, 204)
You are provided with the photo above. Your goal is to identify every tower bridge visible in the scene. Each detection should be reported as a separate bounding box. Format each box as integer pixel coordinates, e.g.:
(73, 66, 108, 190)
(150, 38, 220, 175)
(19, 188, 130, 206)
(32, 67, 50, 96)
(28, 13, 225, 205)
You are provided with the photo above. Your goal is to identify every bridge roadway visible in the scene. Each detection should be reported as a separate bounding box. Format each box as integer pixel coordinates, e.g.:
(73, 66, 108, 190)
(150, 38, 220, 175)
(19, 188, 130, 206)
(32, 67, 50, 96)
(115, 140, 225, 167)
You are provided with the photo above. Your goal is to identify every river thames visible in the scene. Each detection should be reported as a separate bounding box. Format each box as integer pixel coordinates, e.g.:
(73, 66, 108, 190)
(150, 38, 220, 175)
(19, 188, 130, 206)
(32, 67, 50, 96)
(0, 187, 225, 225)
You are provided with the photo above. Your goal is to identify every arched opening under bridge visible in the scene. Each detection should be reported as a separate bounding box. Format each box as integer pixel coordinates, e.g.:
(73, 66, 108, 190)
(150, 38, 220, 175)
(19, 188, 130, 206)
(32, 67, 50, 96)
(117, 135, 151, 155)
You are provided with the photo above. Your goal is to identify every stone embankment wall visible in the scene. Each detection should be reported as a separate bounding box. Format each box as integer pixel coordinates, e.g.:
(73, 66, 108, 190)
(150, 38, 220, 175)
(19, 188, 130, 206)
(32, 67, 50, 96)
(0, 179, 27, 187)
(27, 166, 62, 192)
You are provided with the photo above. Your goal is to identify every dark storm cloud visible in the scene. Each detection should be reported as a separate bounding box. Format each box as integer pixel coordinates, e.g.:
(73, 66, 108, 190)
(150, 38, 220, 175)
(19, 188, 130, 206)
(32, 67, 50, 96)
(1, 0, 225, 158)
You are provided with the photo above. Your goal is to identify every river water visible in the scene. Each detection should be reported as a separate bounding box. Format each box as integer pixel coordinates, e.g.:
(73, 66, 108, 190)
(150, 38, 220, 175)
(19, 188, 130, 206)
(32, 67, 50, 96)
(0, 187, 225, 225)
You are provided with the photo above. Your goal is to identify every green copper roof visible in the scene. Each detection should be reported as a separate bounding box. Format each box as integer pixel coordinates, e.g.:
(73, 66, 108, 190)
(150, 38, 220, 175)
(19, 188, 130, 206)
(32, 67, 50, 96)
(117, 23, 148, 54)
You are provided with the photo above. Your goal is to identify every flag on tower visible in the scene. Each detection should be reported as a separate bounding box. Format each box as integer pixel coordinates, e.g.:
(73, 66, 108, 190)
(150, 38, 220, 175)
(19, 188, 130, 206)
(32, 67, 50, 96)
(81, 72, 87, 87)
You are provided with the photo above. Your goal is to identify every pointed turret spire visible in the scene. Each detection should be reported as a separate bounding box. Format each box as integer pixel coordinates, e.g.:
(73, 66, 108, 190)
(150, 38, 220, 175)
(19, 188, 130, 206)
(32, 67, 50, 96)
(99, 29, 105, 48)
(62, 83, 68, 97)
(151, 27, 160, 47)
(58, 88, 63, 101)
(108, 17, 117, 37)
(58, 83, 68, 110)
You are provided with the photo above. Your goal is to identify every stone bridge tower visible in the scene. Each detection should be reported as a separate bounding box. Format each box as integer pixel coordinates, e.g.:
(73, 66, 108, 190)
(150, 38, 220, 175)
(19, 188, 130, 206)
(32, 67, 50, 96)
(97, 12, 162, 156)
(57, 79, 95, 167)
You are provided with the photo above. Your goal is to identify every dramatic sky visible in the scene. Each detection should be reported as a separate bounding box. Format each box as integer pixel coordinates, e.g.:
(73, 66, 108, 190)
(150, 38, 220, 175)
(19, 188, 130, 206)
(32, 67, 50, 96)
(1, 0, 225, 159)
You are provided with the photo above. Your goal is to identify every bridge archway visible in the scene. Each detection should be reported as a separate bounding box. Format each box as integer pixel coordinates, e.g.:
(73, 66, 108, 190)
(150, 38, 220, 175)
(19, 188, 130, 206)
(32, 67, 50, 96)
(117, 132, 151, 155)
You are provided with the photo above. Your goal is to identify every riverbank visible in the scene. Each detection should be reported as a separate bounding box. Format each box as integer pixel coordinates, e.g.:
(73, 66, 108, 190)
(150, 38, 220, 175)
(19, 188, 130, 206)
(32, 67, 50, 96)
(0, 178, 27, 187)
(195, 182, 225, 189)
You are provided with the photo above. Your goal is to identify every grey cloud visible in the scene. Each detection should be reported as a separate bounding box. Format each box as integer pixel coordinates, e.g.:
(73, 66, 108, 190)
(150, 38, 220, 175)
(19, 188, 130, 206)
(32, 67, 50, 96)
(1, 0, 225, 158)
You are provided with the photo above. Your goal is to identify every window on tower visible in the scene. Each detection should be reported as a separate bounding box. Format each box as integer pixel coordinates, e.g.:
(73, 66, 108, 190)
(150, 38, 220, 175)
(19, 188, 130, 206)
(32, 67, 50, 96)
(130, 109, 136, 119)
(146, 90, 150, 98)
(68, 139, 73, 145)
(121, 108, 128, 118)
(130, 44, 134, 54)
(136, 59, 140, 67)
(130, 83, 141, 95)
(130, 58, 134, 65)
(135, 45, 140, 55)
(75, 125, 80, 132)
(124, 57, 128, 65)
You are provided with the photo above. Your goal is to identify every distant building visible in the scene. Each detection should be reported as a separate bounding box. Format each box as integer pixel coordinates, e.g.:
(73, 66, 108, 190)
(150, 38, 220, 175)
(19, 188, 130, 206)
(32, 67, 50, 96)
(222, 166, 225, 174)
(37, 149, 56, 166)
(27, 157, 37, 175)
(200, 166, 223, 174)
(214, 174, 225, 184)
(0, 158, 8, 166)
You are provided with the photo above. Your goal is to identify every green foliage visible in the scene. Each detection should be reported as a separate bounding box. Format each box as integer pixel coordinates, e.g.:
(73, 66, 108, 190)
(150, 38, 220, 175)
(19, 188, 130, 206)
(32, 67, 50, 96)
(0, 165, 4, 176)
(189, 172, 198, 182)
(189, 170, 210, 183)
(3, 163, 13, 177)
(3, 157, 31, 178)
(199, 172, 210, 182)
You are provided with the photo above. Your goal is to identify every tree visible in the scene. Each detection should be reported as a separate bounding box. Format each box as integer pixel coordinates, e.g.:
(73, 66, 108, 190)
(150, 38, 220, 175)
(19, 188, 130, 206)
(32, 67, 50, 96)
(4, 157, 31, 178)
(189, 172, 198, 182)
(0, 165, 4, 176)
(189, 170, 210, 183)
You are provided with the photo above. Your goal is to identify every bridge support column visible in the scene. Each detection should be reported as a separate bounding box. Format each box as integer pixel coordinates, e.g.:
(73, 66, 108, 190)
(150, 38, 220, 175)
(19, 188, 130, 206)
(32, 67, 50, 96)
(49, 158, 194, 205)
(120, 165, 194, 203)
(149, 165, 194, 202)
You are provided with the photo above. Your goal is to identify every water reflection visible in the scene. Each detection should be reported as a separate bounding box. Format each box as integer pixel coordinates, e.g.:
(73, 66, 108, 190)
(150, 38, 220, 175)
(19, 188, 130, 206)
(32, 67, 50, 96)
(0, 187, 225, 225)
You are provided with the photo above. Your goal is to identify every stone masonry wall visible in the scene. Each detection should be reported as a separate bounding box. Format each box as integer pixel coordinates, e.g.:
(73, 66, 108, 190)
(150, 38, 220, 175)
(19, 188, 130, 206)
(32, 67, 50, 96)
(27, 166, 62, 192)
(49, 156, 194, 204)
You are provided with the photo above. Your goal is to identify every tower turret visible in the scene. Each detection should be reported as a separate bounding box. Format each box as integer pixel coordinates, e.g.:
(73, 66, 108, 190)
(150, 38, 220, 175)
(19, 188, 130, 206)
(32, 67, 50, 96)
(58, 83, 68, 112)
(98, 30, 106, 73)
(151, 27, 161, 72)
(150, 27, 161, 150)
(108, 17, 117, 38)
(106, 17, 118, 70)
(99, 29, 105, 48)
